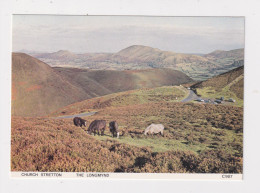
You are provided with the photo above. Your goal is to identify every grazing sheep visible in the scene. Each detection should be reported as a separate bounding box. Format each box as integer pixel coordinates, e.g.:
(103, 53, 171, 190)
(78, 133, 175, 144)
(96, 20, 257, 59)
(144, 124, 164, 136)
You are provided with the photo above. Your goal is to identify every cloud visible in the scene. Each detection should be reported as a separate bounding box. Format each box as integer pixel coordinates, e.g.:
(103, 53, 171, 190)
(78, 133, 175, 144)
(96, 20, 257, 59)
(12, 15, 244, 53)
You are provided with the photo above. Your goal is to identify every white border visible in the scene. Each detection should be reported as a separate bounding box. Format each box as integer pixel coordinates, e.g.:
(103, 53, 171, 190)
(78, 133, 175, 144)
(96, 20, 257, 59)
(1, 0, 260, 193)
(11, 172, 242, 180)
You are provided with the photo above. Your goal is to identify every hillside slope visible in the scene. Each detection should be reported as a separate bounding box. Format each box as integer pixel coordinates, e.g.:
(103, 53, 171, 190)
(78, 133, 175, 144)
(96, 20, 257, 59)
(52, 86, 188, 116)
(31, 85, 243, 173)
(191, 66, 244, 92)
(12, 53, 193, 116)
(191, 66, 244, 106)
(12, 53, 89, 117)
(205, 48, 244, 60)
(11, 111, 243, 173)
(54, 67, 193, 95)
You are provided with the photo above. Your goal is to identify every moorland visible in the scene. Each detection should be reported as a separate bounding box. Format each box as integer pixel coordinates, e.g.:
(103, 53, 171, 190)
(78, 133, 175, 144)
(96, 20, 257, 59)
(11, 45, 244, 173)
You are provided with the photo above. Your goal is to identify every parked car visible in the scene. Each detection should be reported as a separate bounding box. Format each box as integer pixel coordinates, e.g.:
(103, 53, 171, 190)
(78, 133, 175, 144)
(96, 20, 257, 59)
(195, 98, 204, 102)
(215, 99, 222, 104)
(228, 98, 236, 103)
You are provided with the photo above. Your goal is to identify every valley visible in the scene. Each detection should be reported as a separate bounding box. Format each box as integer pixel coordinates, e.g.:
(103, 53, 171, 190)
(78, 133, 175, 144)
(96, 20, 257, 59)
(29, 45, 244, 81)
(12, 53, 192, 117)
(11, 46, 244, 173)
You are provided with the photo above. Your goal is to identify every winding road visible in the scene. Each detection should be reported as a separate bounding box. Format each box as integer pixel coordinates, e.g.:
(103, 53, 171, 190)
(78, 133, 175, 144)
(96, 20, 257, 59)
(55, 111, 97, 119)
(55, 89, 200, 119)
(181, 89, 200, 102)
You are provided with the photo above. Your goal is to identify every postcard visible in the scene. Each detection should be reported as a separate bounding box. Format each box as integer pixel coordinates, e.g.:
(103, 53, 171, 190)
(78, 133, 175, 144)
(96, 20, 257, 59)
(11, 15, 244, 179)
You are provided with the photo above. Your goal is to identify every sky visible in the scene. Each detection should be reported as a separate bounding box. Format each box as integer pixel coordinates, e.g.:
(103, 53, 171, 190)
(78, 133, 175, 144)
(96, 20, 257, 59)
(12, 15, 244, 54)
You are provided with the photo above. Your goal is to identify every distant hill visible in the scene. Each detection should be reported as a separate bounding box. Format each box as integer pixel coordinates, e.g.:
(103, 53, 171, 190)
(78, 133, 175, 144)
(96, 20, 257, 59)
(191, 66, 244, 91)
(54, 67, 193, 95)
(205, 48, 244, 60)
(30, 45, 244, 81)
(31, 45, 209, 70)
(191, 65, 244, 106)
(110, 45, 208, 67)
(33, 50, 78, 60)
(12, 53, 192, 116)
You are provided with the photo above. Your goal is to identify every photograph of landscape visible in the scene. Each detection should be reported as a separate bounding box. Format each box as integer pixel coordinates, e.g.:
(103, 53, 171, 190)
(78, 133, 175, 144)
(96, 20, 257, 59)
(11, 15, 244, 174)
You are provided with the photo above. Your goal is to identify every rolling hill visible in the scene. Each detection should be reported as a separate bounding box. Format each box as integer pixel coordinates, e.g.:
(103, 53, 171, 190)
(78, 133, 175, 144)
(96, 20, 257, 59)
(32, 50, 81, 68)
(191, 65, 244, 106)
(30, 45, 244, 81)
(52, 86, 189, 117)
(12, 53, 192, 117)
(111, 45, 208, 65)
(11, 66, 243, 173)
(12, 53, 89, 117)
(34, 50, 78, 60)
(205, 48, 244, 60)
(54, 67, 193, 95)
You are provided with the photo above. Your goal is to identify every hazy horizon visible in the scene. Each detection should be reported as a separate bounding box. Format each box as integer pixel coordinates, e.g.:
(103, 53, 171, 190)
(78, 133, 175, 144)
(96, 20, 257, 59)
(13, 15, 244, 54)
(14, 45, 245, 55)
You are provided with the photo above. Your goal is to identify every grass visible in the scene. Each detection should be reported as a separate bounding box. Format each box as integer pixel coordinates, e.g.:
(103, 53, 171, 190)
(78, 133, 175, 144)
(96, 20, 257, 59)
(85, 100, 243, 159)
(95, 133, 209, 153)
(196, 86, 243, 107)
(11, 112, 243, 173)
(193, 66, 244, 107)
(11, 86, 243, 173)
(111, 86, 187, 106)
(53, 86, 188, 116)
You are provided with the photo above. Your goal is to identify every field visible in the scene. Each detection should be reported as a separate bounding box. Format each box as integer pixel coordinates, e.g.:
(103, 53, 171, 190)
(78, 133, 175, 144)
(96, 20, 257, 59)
(11, 86, 243, 173)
